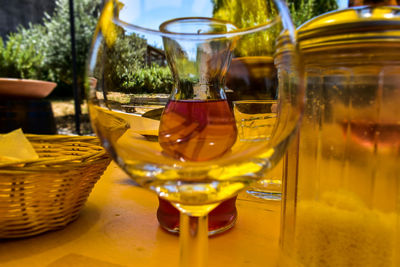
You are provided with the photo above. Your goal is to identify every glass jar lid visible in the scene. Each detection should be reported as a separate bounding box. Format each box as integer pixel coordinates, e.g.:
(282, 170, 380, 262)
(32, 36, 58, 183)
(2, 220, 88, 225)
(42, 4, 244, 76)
(298, 6, 400, 51)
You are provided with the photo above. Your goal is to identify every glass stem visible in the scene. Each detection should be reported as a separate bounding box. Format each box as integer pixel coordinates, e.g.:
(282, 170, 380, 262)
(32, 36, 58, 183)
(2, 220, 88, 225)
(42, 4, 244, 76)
(179, 212, 209, 267)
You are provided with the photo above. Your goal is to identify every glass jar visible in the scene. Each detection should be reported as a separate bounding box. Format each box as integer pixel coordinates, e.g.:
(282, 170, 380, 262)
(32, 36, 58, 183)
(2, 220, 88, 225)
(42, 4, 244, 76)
(281, 5, 400, 267)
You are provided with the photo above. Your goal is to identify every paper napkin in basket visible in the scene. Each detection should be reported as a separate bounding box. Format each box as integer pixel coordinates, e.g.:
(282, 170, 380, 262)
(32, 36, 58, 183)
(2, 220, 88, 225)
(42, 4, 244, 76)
(0, 129, 39, 163)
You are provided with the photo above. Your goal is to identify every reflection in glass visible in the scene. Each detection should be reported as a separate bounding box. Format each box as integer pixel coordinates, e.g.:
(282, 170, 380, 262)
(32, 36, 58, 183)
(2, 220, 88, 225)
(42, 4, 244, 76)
(87, 1, 302, 266)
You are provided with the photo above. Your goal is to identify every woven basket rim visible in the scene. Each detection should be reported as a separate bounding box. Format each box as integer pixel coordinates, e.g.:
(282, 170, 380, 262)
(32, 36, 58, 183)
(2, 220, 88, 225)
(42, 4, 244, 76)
(0, 134, 107, 169)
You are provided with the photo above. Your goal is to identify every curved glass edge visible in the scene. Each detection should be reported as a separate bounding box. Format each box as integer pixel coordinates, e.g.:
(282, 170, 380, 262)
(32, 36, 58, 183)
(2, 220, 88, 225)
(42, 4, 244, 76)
(97, 0, 296, 41)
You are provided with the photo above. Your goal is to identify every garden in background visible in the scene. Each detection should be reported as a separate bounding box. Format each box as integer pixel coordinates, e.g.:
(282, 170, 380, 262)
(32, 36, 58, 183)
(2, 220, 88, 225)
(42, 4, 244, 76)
(0, 0, 337, 135)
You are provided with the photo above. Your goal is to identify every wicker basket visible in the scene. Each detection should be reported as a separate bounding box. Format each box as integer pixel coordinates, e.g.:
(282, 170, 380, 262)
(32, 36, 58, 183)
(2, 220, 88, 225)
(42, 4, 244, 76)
(0, 134, 111, 238)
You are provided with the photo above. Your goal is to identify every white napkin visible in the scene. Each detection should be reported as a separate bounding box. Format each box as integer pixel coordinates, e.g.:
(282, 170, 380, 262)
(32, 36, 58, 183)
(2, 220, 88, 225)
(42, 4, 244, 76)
(0, 129, 39, 162)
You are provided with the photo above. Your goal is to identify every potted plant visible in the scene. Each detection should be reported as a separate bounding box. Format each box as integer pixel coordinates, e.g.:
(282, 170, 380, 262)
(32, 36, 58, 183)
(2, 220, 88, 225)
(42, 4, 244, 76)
(0, 33, 57, 134)
(0, 32, 56, 99)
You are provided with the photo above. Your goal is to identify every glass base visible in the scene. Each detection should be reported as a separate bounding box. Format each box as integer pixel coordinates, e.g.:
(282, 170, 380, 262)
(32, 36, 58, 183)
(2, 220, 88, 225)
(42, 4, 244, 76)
(246, 160, 283, 201)
(246, 189, 282, 201)
(157, 196, 238, 236)
(160, 215, 237, 236)
(246, 179, 282, 201)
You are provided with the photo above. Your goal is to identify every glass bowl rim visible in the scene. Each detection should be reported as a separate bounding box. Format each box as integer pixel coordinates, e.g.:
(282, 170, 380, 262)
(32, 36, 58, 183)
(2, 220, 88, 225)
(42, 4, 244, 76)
(159, 17, 238, 35)
(115, 17, 280, 40)
(112, 0, 293, 40)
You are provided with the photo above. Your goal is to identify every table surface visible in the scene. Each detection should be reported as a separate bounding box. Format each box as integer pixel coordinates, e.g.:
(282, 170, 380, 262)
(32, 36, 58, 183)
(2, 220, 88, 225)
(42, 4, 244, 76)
(0, 162, 281, 267)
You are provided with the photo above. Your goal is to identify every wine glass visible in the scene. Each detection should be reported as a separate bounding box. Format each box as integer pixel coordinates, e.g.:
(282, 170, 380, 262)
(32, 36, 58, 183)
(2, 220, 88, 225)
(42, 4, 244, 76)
(86, 0, 302, 266)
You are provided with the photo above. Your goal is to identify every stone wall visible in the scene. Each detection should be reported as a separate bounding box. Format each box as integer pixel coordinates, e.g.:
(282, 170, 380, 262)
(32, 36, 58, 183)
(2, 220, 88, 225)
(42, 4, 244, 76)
(0, 0, 56, 39)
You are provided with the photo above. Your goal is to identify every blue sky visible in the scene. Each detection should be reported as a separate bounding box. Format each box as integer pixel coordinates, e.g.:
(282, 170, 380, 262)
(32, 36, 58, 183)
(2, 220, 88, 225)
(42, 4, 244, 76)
(117, 0, 348, 47)
(118, 0, 214, 47)
(337, 0, 349, 9)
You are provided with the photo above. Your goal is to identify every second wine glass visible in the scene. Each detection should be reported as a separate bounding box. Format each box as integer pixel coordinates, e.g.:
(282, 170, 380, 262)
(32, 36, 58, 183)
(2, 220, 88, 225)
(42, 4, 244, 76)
(87, 1, 303, 266)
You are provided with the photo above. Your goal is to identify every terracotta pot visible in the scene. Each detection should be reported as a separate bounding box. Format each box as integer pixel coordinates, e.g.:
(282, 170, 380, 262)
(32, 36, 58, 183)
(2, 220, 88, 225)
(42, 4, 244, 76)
(0, 78, 57, 99)
(225, 56, 277, 101)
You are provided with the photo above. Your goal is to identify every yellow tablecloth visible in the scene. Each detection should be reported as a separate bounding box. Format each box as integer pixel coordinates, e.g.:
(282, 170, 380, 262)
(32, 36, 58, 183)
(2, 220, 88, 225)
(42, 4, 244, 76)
(0, 162, 281, 267)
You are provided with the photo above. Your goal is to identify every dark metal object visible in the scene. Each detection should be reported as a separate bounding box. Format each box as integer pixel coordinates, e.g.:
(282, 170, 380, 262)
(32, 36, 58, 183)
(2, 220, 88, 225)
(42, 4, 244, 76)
(68, 0, 81, 135)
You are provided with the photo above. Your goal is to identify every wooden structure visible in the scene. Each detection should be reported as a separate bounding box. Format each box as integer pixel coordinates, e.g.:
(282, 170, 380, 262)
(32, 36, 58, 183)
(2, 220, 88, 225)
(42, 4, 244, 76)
(146, 45, 167, 67)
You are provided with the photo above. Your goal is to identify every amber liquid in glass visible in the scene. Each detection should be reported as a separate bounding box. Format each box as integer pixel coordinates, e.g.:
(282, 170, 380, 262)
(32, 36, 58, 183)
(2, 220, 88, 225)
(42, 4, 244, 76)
(157, 99, 238, 235)
(159, 99, 237, 161)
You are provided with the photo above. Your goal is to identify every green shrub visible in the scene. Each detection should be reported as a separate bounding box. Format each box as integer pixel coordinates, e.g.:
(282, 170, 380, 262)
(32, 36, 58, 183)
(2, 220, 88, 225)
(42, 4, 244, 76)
(121, 66, 174, 94)
(0, 32, 45, 79)
(98, 26, 148, 93)
(92, 21, 170, 95)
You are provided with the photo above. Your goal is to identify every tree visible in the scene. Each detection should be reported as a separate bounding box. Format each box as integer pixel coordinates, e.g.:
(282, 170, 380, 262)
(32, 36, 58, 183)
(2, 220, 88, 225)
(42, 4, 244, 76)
(40, 0, 102, 95)
(287, 0, 338, 27)
(212, 0, 339, 29)
(99, 25, 148, 91)
(211, 0, 279, 57)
